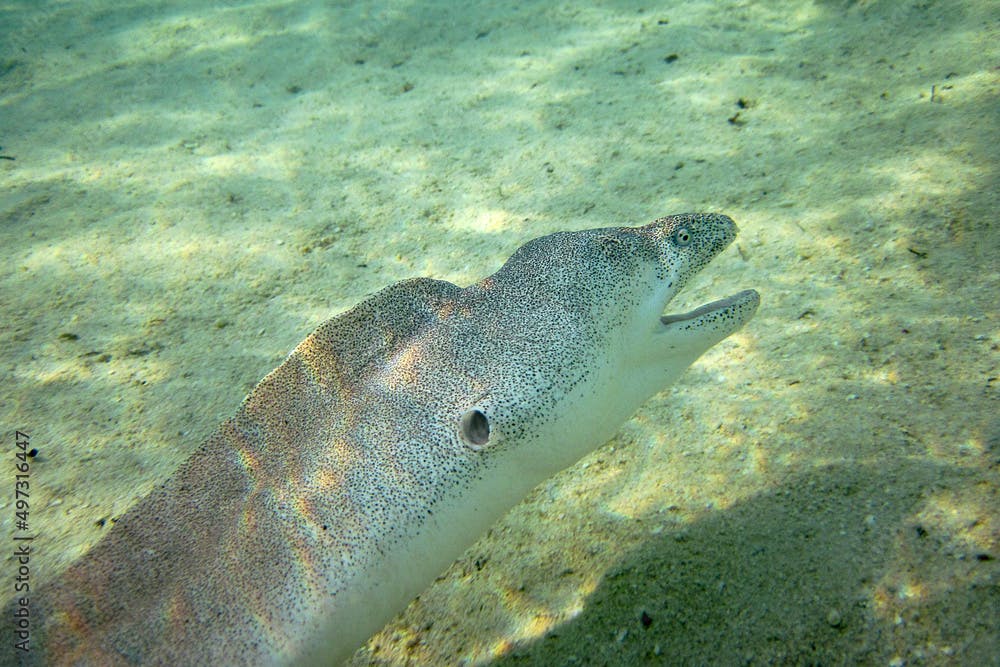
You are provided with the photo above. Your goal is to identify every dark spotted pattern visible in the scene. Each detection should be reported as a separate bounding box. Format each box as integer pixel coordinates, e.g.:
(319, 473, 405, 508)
(8, 213, 755, 666)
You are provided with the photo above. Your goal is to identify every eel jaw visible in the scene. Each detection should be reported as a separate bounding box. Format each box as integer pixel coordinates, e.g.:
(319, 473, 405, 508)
(658, 288, 760, 335)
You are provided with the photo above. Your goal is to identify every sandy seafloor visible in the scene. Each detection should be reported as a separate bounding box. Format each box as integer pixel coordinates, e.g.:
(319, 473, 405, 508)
(1, 0, 998, 665)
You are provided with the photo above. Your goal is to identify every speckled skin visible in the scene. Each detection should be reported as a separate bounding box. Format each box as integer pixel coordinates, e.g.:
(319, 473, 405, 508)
(7, 213, 758, 666)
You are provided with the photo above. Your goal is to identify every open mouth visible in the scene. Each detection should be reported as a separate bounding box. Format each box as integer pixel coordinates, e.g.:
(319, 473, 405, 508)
(659, 289, 759, 326)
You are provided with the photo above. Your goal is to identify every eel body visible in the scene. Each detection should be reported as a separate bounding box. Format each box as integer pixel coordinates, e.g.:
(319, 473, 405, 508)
(8, 213, 758, 665)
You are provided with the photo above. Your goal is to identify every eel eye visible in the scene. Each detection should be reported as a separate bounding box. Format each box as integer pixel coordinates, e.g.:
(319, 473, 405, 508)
(673, 228, 692, 246)
(460, 409, 490, 448)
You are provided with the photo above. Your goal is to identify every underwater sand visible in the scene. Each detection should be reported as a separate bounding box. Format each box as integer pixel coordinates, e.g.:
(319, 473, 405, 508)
(1, 0, 997, 664)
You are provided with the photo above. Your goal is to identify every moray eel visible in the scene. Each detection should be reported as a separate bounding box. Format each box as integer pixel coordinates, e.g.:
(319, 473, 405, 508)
(9, 213, 758, 665)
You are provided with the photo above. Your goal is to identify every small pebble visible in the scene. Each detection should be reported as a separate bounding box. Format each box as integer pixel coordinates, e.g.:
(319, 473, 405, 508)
(826, 609, 842, 627)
